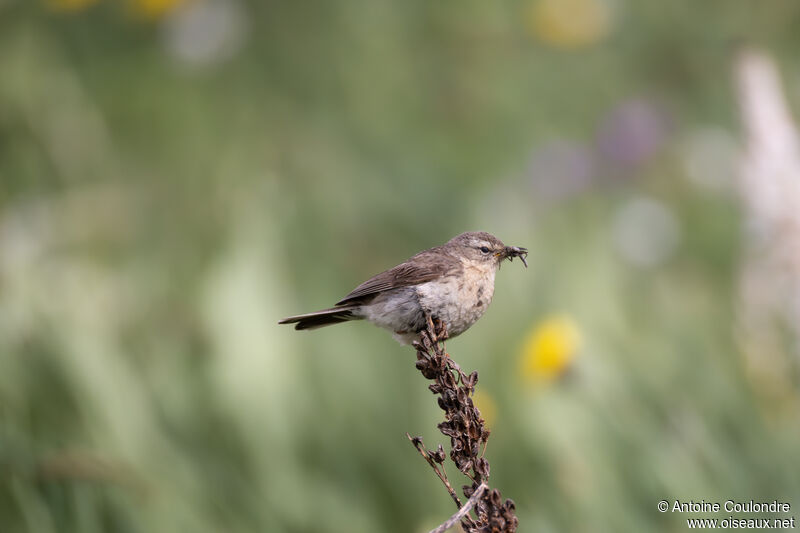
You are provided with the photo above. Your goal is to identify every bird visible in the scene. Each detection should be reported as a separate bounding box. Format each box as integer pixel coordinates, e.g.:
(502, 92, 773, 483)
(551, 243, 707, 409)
(279, 231, 528, 344)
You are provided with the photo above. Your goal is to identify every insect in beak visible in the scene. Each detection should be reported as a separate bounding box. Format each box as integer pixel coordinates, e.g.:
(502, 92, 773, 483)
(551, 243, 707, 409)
(503, 246, 528, 267)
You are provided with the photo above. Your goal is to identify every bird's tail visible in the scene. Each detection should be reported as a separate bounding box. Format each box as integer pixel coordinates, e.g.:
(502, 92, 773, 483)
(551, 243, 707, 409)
(278, 306, 361, 330)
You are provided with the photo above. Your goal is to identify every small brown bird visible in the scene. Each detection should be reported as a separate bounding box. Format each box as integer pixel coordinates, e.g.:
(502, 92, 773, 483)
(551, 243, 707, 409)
(279, 232, 527, 344)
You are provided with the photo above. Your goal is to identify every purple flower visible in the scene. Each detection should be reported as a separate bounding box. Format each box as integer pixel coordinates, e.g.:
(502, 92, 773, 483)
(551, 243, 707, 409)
(596, 99, 670, 169)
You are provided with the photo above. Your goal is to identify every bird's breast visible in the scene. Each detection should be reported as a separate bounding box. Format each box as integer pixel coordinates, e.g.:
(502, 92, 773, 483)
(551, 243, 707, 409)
(416, 261, 497, 337)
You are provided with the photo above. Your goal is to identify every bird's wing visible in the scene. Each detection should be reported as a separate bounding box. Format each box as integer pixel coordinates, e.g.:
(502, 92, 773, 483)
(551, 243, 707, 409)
(335, 250, 461, 306)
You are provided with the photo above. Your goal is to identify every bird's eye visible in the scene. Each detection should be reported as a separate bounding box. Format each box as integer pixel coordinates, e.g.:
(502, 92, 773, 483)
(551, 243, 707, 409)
(480, 246, 490, 254)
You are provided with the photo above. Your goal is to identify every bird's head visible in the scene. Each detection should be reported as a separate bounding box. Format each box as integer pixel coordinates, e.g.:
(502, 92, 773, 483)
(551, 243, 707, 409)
(447, 231, 528, 268)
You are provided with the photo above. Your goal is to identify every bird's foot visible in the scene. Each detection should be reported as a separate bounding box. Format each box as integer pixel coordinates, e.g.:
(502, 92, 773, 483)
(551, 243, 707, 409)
(435, 319, 449, 342)
(425, 314, 438, 343)
(423, 314, 449, 349)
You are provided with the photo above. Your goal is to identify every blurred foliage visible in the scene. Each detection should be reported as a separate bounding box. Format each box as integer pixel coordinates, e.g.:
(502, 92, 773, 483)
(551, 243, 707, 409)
(2, 0, 800, 532)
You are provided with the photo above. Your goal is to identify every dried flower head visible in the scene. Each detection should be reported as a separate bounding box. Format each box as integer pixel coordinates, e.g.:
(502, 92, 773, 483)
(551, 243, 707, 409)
(409, 319, 518, 533)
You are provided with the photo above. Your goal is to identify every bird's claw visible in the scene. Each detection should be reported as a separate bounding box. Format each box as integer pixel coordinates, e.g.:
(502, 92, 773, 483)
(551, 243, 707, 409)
(422, 314, 449, 345)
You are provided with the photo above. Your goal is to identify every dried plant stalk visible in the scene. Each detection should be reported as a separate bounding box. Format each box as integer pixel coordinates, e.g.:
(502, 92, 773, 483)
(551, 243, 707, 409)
(409, 320, 518, 533)
(429, 482, 488, 533)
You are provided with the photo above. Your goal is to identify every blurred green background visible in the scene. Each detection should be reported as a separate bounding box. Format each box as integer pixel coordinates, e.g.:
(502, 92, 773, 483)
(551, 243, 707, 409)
(2, 0, 800, 531)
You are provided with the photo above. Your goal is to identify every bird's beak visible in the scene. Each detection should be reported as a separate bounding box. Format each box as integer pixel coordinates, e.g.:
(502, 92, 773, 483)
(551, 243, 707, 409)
(499, 246, 528, 267)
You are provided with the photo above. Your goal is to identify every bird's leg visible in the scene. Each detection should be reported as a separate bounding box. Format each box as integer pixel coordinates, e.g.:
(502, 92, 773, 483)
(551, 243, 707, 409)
(432, 318, 449, 355)
(435, 319, 449, 342)
(425, 312, 438, 343)
(422, 313, 450, 356)
(424, 314, 449, 342)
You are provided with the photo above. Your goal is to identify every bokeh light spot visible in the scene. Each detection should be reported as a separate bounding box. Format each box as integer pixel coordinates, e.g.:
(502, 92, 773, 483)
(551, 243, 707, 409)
(612, 196, 681, 268)
(130, 0, 188, 20)
(472, 389, 497, 428)
(520, 315, 582, 383)
(527, 0, 613, 49)
(162, 0, 247, 68)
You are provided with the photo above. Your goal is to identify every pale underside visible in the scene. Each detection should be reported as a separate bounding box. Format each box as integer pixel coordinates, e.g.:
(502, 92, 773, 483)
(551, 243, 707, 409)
(356, 258, 497, 344)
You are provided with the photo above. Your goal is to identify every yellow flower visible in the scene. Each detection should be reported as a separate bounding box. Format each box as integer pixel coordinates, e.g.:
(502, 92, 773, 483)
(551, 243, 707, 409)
(46, 0, 101, 12)
(472, 389, 497, 428)
(520, 315, 581, 383)
(129, 0, 187, 20)
(526, 0, 613, 49)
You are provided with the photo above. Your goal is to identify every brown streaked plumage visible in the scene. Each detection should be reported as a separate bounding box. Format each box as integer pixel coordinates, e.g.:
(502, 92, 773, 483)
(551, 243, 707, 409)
(279, 231, 527, 344)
